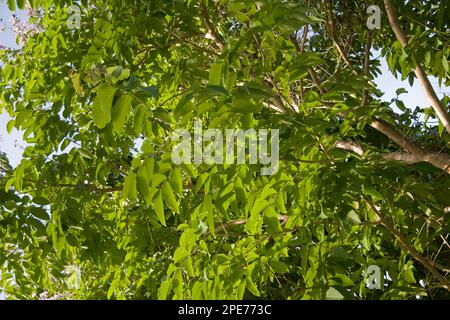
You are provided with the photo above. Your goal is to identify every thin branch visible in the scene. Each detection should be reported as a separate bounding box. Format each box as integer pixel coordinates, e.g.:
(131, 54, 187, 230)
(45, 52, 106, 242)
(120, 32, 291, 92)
(325, 0, 357, 75)
(334, 140, 365, 156)
(371, 118, 450, 173)
(362, 30, 371, 106)
(289, 19, 450, 174)
(383, 0, 450, 135)
(363, 197, 450, 292)
(370, 118, 424, 155)
(200, 0, 224, 51)
(23, 180, 122, 193)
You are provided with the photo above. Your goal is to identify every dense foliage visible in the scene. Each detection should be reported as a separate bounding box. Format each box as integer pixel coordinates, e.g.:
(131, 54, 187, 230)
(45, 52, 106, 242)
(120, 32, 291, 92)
(0, 0, 449, 299)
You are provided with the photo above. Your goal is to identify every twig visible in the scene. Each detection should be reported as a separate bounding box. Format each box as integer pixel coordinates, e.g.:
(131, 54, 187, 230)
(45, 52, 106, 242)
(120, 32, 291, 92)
(363, 196, 450, 292)
(200, 0, 224, 51)
(383, 0, 450, 135)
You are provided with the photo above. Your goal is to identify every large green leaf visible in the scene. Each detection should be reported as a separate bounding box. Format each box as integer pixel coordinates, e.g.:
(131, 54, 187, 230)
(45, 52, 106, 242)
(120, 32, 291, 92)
(92, 84, 116, 129)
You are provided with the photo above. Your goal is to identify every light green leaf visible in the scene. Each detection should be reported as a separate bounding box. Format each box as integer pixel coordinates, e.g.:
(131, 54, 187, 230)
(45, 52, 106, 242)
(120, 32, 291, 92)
(161, 182, 179, 213)
(209, 62, 222, 85)
(274, 193, 287, 213)
(326, 287, 344, 300)
(246, 278, 260, 296)
(179, 228, 199, 252)
(153, 190, 166, 226)
(6, 120, 15, 134)
(173, 247, 188, 264)
(157, 279, 172, 300)
(7, 0, 15, 10)
(92, 84, 116, 129)
(137, 166, 152, 205)
(270, 260, 289, 274)
(111, 94, 133, 133)
(133, 104, 147, 135)
(170, 168, 183, 196)
(123, 172, 137, 201)
(263, 206, 281, 235)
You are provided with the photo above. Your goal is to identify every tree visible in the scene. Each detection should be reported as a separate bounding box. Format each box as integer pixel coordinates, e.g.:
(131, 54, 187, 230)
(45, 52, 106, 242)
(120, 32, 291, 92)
(0, 0, 449, 300)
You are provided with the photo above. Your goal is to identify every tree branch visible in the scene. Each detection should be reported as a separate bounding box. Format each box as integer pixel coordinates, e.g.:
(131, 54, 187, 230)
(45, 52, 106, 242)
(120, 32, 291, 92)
(290, 23, 450, 174)
(362, 30, 371, 106)
(200, 0, 224, 51)
(364, 197, 450, 292)
(334, 140, 365, 156)
(371, 118, 450, 173)
(326, 0, 357, 75)
(383, 0, 450, 135)
(382, 151, 450, 173)
(23, 180, 122, 193)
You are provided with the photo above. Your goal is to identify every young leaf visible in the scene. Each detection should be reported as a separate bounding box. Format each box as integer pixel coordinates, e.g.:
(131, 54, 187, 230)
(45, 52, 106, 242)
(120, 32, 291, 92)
(133, 104, 147, 135)
(137, 166, 152, 205)
(161, 182, 179, 213)
(92, 84, 116, 129)
(209, 62, 222, 85)
(111, 94, 133, 133)
(123, 172, 137, 201)
(170, 168, 183, 196)
(153, 190, 166, 226)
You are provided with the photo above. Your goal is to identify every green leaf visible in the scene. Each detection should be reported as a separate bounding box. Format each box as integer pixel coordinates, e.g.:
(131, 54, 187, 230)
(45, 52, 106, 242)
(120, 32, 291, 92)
(107, 284, 115, 299)
(173, 247, 188, 264)
(133, 104, 147, 135)
(138, 86, 159, 98)
(137, 166, 152, 205)
(362, 184, 384, 201)
(326, 287, 344, 300)
(274, 194, 287, 213)
(107, 66, 131, 81)
(263, 206, 281, 235)
(170, 168, 183, 196)
(161, 182, 179, 213)
(30, 207, 49, 220)
(260, 185, 277, 200)
(209, 62, 222, 85)
(157, 279, 172, 300)
(111, 95, 133, 133)
(346, 209, 361, 224)
(179, 228, 199, 252)
(153, 190, 166, 226)
(403, 268, 416, 283)
(123, 172, 137, 201)
(6, 120, 15, 134)
(438, 120, 444, 137)
(246, 278, 260, 296)
(92, 84, 116, 129)
(192, 282, 203, 299)
(143, 158, 154, 180)
(174, 93, 194, 117)
(270, 260, 289, 274)
(202, 194, 215, 236)
(202, 85, 229, 98)
(395, 88, 408, 96)
(231, 99, 260, 114)
(7, 0, 15, 10)
(442, 54, 449, 73)
(33, 196, 50, 205)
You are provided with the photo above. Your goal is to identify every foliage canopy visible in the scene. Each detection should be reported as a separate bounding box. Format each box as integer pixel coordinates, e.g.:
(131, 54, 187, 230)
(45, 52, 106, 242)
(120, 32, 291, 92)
(0, 0, 449, 299)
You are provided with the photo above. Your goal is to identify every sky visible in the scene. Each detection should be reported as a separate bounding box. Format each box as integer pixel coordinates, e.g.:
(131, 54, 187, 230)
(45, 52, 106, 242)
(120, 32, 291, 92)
(0, 3, 27, 169)
(0, 2, 448, 300)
